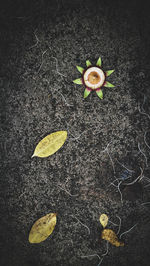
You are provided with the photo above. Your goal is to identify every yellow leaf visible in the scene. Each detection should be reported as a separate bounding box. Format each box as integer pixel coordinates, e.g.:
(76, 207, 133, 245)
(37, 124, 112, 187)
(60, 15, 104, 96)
(32, 131, 67, 158)
(29, 213, 57, 243)
(99, 214, 108, 228)
(101, 229, 124, 247)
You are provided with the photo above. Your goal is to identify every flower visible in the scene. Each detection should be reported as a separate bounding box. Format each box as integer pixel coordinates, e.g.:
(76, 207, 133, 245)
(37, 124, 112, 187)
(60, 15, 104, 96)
(73, 57, 115, 99)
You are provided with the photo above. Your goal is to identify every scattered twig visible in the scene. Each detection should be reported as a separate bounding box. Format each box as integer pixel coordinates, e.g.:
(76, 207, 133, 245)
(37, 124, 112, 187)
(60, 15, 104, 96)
(71, 215, 90, 235)
(81, 254, 101, 260)
(51, 87, 73, 106)
(116, 215, 122, 235)
(101, 142, 111, 153)
(144, 183, 150, 188)
(116, 159, 135, 173)
(118, 181, 123, 204)
(144, 131, 150, 150)
(109, 179, 123, 204)
(57, 185, 78, 197)
(138, 142, 148, 167)
(55, 90, 73, 107)
(18, 191, 26, 199)
(141, 94, 146, 110)
(108, 179, 119, 188)
(69, 131, 87, 141)
(138, 96, 150, 120)
(29, 30, 40, 50)
(109, 215, 122, 234)
(102, 241, 109, 256)
(16, 16, 29, 19)
(37, 50, 48, 73)
(81, 253, 102, 266)
(66, 122, 87, 142)
(141, 202, 150, 205)
(51, 56, 67, 77)
(97, 241, 109, 266)
(143, 176, 150, 182)
(120, 223, 138, 239)
(101, 142, 115, 174)
(97, 257, 104, 266)
(124, 167, 143, 186)
(143, 176, 150, 187)
(108, 220, 119, 226)
(61, 239, 74, 246)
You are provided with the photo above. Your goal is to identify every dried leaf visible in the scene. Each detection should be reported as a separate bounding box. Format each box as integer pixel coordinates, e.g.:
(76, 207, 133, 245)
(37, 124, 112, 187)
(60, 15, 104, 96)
(29, 213, 57, 243)
(101, 229, 124, 247)
(99, 214, 108, 228)
(32, 131, 67, 158)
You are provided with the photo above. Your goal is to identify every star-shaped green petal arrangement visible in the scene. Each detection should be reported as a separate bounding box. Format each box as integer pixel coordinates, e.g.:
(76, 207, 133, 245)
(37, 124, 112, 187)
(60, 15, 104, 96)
(73, 57, 115, 99)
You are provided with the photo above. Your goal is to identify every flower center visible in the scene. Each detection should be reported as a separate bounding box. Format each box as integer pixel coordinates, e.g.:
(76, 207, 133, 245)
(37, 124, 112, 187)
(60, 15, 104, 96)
(83, 66, 105, 90)
(88, 71, 101, 85)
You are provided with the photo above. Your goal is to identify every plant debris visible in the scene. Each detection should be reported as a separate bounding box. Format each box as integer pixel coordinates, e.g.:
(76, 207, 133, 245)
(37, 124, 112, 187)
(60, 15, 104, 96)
(101, 229, 124, 247)
(99, 214, 109, 228)
(32, 131, 67, 158)
(29, 213, 57, 243)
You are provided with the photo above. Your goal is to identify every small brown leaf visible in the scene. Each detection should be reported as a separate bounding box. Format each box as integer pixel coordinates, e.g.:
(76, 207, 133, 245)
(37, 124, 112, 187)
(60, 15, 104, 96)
(101, 229, 124, 247)
(99, 214, 109, 228)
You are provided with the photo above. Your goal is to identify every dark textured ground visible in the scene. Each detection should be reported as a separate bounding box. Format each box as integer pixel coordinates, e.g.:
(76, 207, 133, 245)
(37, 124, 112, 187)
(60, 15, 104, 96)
(0, 0, 150, 265)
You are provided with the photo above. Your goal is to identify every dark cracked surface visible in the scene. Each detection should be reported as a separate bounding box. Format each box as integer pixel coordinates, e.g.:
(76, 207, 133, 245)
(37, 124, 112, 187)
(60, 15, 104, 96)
(0, 0, 150, 265)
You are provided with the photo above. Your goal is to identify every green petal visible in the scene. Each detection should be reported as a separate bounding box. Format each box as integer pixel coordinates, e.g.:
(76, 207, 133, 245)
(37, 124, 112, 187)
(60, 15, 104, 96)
(86, 60, 92, 67)
(96, 57, 102, 67)
(96, 89, 103, 99)
(76, 66, 84, 74)
(104, 81, 115, 88)
(105, 70, 115, 77)
(84, 88, 91, 98)
(73, 78, 83, 85)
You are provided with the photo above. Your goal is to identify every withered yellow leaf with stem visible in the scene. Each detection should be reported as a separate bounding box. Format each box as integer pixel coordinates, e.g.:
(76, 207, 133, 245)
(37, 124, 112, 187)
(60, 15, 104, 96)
(32, 131, 67, 158)
(99, 214, 109, 228)
(101, 229, 124, 247)
(29, 213, 57, 243)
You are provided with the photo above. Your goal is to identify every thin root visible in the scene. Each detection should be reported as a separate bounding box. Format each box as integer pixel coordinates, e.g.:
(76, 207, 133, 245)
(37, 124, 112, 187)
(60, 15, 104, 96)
(51, 56, 67, 77)
(71, 215, 90, 235)
(101, 142, 115, 174)
(120, 223, 138, 239)
(55, 90, 73, 107)
(81, 254, 101, 260)
(124, 167, 143, 186)
(66, 122, 87, 142)
(108, 180, 123, 204)
(37, 50, 48, 73)
(57, 185, 78, 197)
(144, 131, 150, 150)
(81, 253, 102, 266)
(29, 30, 40, 49)
(141, 202, 150, 205)
(138, 96, 150, 120)
(116, 159, 135, 173)
(138, 142, 148, 167)
(97, 241, 109, 266)
(116, 215, 122, 235)
(102, 241, 109, 256)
